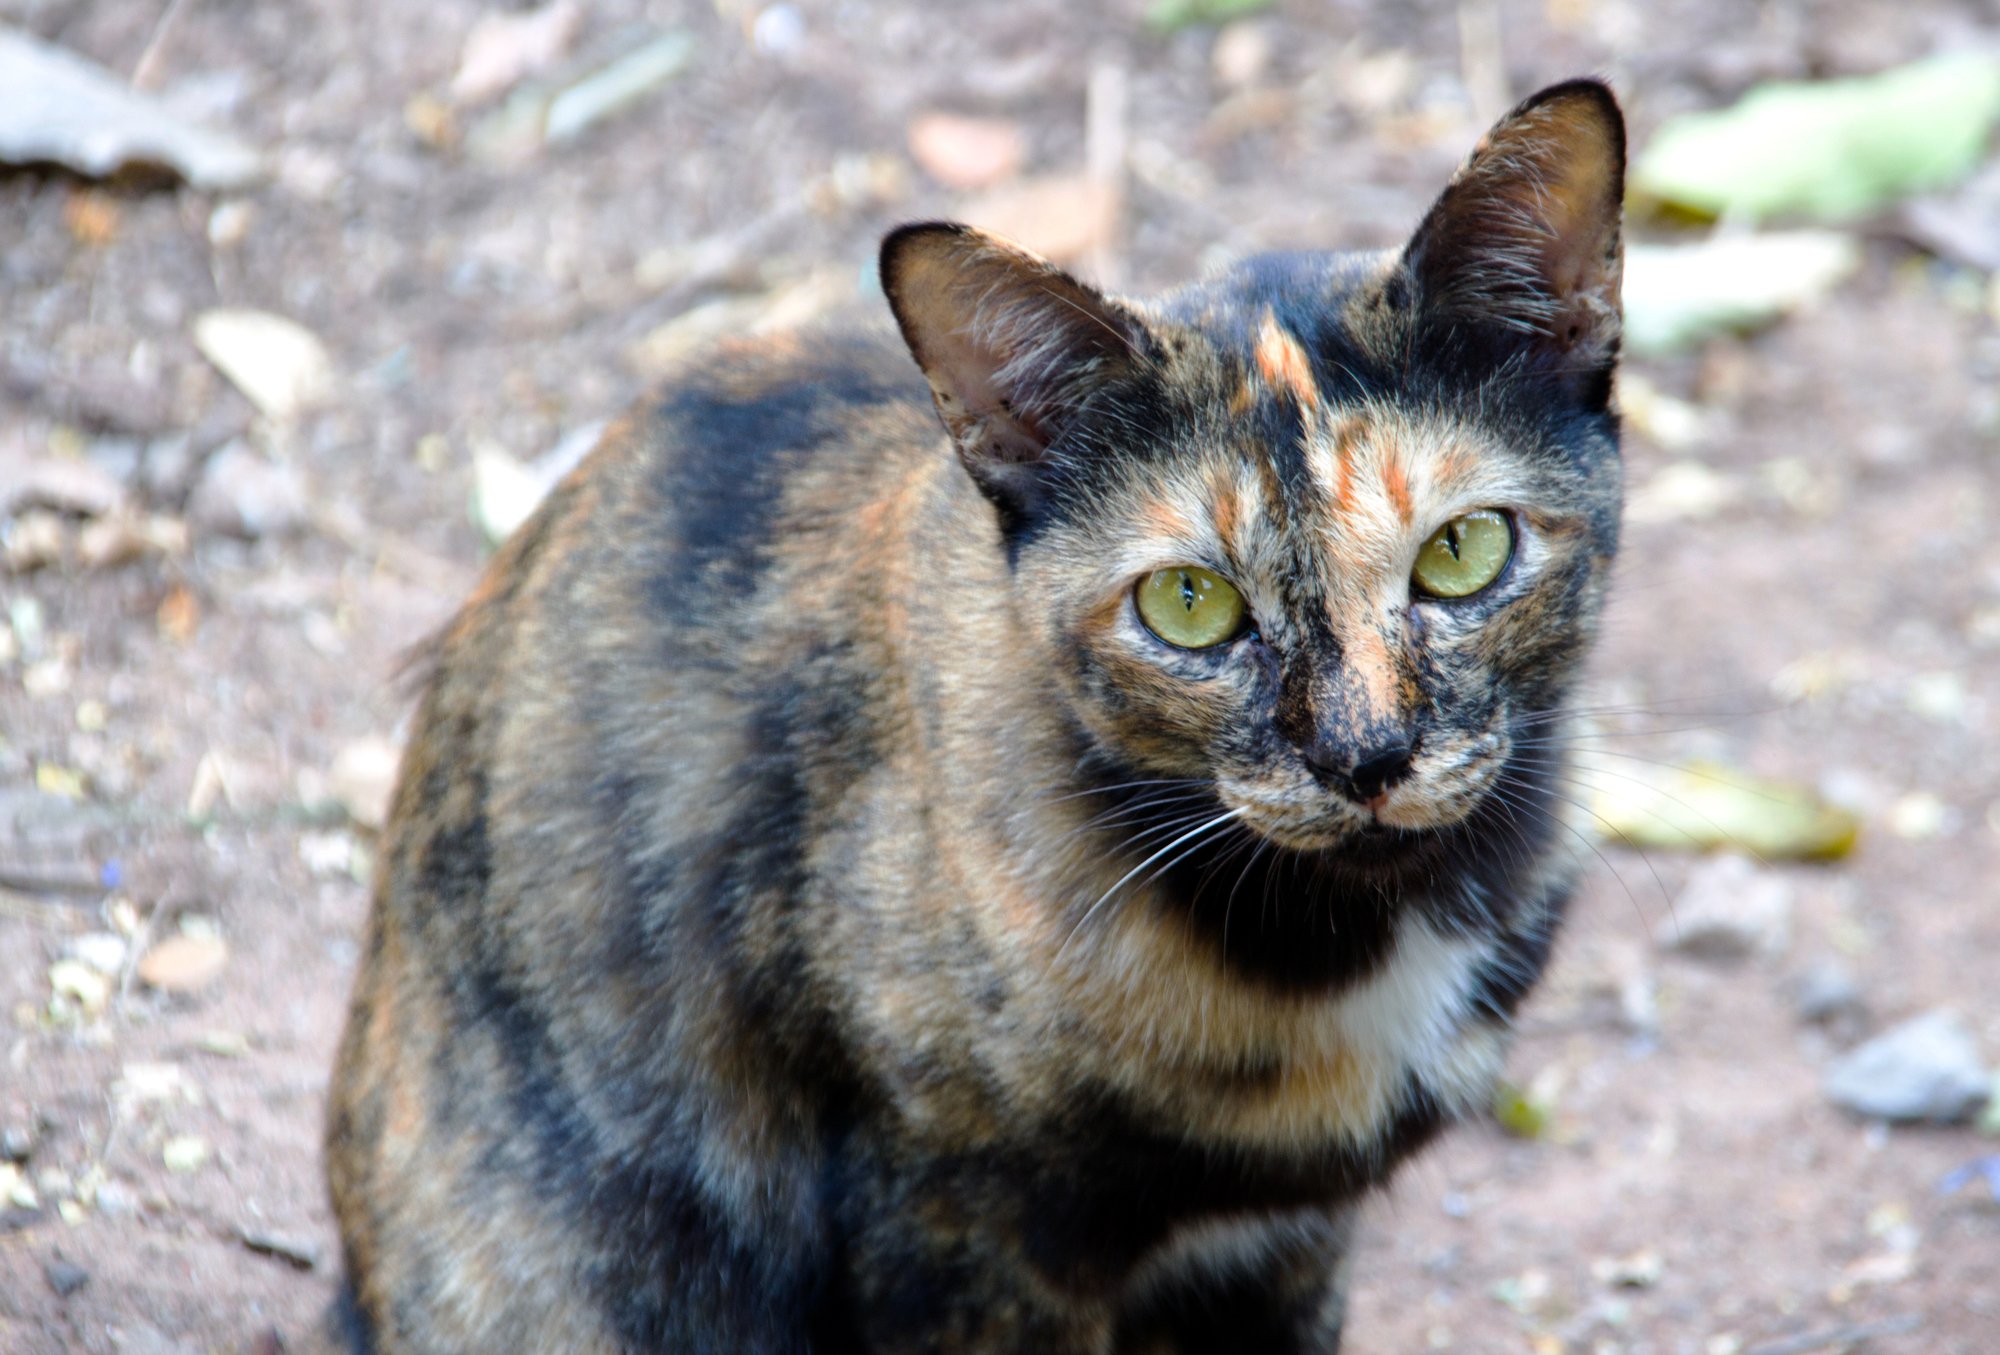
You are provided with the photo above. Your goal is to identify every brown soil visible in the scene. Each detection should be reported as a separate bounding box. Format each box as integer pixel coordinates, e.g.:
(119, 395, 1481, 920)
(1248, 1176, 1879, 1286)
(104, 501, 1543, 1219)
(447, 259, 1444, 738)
(2, 2, 1997, 1352)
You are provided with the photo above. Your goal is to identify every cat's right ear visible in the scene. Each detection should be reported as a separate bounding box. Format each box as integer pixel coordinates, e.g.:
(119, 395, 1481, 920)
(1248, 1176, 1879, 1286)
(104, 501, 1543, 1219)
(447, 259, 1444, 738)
(1399, 79, 1625, 408)
(881, 223, 1148, 517)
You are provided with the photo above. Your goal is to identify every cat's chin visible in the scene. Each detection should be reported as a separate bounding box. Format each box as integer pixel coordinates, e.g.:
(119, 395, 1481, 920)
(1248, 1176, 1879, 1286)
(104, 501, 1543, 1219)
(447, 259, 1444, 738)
(1236, 811, 1432, 862)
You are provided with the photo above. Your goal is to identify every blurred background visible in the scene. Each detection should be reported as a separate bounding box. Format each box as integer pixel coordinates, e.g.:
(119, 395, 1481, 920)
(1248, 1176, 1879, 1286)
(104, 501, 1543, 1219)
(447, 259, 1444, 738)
(2, 1, 1997, 1351)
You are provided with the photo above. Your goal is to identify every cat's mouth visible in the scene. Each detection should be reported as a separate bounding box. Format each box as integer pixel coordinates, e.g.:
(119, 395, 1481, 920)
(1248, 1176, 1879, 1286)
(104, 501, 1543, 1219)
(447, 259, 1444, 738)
(1220, 737, 1508, 853)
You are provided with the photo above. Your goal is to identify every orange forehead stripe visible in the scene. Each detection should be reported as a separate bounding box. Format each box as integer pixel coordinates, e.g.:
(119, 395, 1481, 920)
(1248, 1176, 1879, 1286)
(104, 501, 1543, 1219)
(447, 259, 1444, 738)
(1380, 457, 1414, 524)
(1254, 309, 1319, 411)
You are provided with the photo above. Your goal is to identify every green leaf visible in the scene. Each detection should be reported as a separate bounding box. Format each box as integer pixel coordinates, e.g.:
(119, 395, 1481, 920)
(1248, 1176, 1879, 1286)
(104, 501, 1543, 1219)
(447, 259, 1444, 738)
(1632, 54, 2000, 222)
(1580, 756, 1861, 860)
(1144, 0, 1274, 35)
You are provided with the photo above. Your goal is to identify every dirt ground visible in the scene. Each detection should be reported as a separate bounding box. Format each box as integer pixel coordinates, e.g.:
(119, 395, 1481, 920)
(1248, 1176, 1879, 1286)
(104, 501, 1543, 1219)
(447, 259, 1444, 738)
(2, 1, 1998, 1351)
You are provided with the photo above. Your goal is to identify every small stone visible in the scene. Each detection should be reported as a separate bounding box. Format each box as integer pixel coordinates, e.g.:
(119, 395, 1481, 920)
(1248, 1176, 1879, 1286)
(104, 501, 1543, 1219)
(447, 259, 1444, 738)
(48, 959, 111, 1015)
(329, 737, 402, 831)
(1795, 959, 1866, 1025)
(43, 1257, 88, 1297)
(1591, 1248, 1665, 1288)
(1825, 1010, 1992, 1123)
(451, 0, 581, 106)
(65, 932, 127, 976)
(135, 934, 229, 993)
(91, 1178, 136, 1217)
(237, 1224, 322, 1271)
(1665, 854, 1792, 961)
(191, 310, 335, 420)
(161, 1134, 208, 1174)
(76, 512, 186, 569)
(297, 829, 359, 880)
(1211, 21, 1272, 88)
(1887, 791, 1952, 841)
(1, 1125, 32, 1162)
(1905, 671, 1968, 724)
(188, 442, 309, 539)
(4, 510, 68, 572)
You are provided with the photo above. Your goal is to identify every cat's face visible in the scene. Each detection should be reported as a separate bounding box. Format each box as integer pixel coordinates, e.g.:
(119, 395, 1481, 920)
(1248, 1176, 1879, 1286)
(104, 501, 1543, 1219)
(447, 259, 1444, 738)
(884, 80, 1624, 865)
(1012, 262, 1621, 855)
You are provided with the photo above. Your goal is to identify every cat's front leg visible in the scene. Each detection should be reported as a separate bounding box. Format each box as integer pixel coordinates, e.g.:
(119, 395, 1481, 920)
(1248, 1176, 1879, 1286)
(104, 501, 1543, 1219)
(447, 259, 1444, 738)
(1110, 1205, 1358, 1355)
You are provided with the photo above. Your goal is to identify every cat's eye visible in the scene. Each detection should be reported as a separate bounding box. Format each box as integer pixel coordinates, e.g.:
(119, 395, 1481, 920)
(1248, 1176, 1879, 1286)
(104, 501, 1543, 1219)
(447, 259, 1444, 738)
(1412, 510, 1513, 599)
(1135, 566, 1248, 649)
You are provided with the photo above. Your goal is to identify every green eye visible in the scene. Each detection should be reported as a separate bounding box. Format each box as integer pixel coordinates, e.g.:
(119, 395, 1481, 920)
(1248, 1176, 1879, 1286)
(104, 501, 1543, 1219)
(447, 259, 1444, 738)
(1412, 510, 1513, 599)
(1136, 566, 1248, 649)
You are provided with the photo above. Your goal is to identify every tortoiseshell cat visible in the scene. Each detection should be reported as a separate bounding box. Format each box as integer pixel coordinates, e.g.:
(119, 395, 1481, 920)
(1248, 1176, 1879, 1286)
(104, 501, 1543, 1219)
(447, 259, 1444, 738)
(325, 80, 1625, 1353)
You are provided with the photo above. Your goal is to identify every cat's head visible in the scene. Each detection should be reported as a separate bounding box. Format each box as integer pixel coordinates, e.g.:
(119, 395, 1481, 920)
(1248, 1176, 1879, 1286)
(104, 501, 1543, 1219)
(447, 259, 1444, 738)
(882, 80, 1624, 862)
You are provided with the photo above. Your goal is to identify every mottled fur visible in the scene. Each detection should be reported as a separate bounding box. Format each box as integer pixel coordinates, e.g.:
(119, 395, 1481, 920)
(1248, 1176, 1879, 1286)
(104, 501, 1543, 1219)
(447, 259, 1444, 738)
(326, 81, 1626, 1353)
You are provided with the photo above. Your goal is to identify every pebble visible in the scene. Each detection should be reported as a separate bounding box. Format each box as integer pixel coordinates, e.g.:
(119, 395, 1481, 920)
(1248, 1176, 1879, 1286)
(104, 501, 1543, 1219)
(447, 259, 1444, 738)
(237, 1225, 322, 1271)
(1665, 854, 1793, 961)
(187, 442, 310, 539)
(161, 1135, 209, 1174)
(92, 1178, 136, 1217)
(1794, 958, 1866, 1025)
(66, 931, 128, 976)
(43, 1257, 88, 1297)
(1, 1125, 31, 1162)
(1824, 1010, 1992, 1123)
(329, 736, 402, 830)
(191, 309, 335, 420)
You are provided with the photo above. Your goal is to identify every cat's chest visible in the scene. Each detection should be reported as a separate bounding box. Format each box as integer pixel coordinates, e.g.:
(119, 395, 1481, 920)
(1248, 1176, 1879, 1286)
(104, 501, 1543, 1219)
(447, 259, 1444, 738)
(1054, 905, 1509, 1154)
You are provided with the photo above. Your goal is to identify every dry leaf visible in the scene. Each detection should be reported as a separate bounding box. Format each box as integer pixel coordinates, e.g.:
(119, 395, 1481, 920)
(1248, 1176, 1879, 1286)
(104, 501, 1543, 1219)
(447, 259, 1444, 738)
(1580, 755, 1861, 860)
(192, 309, 335, 420)
(136, 935, 230, 993)
(958, 173, 1119, 264)
(157, 584, 200, 644)
(907, 113, 1026, 191)
(0, 28, 261, 188)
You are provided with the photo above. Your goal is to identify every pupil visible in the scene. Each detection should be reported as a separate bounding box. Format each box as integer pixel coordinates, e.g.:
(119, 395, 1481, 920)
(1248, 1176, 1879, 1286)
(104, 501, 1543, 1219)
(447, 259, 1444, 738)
(1179, 574, 1197, 612)
(1445, 523, 1463, 560)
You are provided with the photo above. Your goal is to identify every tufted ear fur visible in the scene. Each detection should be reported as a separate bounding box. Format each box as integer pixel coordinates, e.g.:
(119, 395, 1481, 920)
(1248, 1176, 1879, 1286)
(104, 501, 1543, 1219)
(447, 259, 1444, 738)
(1400, 79, 1625, 407)
(880, 222, 1148, 517)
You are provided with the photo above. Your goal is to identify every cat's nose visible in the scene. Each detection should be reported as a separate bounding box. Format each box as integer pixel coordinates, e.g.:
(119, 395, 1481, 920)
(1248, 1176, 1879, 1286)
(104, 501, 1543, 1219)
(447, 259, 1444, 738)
(1304, 738, 1416, 804)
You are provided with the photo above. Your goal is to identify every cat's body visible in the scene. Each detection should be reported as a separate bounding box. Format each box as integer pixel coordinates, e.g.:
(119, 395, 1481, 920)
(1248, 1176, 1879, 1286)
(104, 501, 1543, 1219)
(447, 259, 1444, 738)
(326, 82, 1626, 1354)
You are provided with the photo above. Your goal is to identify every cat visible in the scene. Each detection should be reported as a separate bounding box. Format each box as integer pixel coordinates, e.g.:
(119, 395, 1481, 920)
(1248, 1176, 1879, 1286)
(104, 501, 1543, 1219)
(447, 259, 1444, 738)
(323, 78, 1625, 1354)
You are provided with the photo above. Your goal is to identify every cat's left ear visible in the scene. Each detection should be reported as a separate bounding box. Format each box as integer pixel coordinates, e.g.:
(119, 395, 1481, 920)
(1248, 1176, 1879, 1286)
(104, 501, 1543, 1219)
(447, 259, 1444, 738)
(1400, 79, 1625, 406)
(881, 223, 1149, 518)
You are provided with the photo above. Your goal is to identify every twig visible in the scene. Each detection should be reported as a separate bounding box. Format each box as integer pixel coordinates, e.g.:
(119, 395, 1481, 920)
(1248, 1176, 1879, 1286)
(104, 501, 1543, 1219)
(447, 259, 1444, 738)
(0, 866, 101, 896)
(131, 0, 197, 91)
(1744, 1314, 1922, 1355)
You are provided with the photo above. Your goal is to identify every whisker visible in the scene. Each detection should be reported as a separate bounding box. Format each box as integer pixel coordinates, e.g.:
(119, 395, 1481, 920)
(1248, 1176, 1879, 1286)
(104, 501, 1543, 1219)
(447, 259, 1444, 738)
(1057, 809, 1245, 961)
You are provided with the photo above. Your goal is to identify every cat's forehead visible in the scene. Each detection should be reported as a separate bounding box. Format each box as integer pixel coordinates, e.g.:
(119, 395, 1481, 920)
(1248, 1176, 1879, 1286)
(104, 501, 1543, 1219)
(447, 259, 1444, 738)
(1107, 270, 1532, 577)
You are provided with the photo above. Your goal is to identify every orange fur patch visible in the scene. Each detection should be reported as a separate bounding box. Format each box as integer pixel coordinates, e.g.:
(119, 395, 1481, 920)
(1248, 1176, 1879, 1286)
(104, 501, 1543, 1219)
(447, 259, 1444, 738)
(1380, 457, 1413, 525)
(1254, 309, 1319, 411)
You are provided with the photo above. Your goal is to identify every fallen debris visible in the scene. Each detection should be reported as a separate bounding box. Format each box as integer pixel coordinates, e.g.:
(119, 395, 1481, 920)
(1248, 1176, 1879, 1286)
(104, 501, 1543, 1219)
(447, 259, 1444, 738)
(192, 311, 336, 421)
(1632, 55, 2000, 222)
(1823, 1010, 1991, 1124)
(236, 1224, 322, 1271)
(0, 26, 261, 188)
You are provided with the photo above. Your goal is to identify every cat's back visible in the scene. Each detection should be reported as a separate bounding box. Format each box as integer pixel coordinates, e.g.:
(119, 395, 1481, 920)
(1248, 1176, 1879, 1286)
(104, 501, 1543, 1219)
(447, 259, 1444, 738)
(325, 325, 958, 1353)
